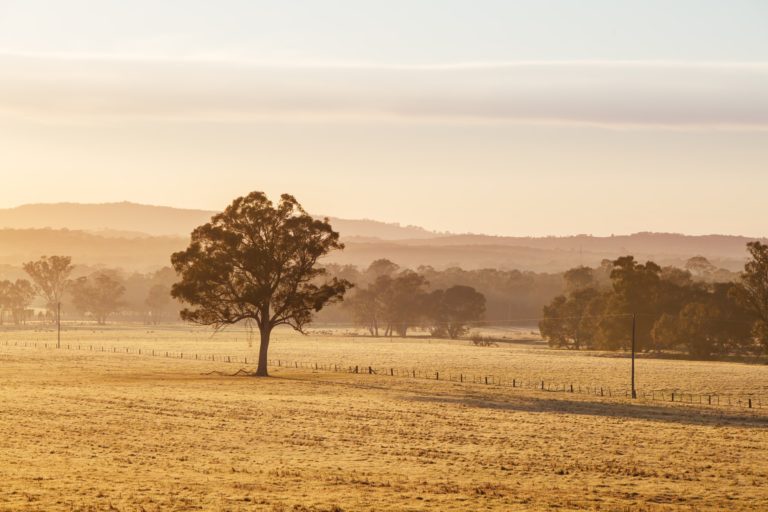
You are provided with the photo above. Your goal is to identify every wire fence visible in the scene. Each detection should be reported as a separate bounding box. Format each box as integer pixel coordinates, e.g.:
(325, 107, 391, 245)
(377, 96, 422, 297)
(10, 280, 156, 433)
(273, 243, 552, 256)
(1, 338, 764, 410)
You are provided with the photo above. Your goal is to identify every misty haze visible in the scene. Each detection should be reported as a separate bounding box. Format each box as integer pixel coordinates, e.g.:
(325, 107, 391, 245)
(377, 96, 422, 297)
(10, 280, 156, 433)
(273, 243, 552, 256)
(1, 2, 767, 512)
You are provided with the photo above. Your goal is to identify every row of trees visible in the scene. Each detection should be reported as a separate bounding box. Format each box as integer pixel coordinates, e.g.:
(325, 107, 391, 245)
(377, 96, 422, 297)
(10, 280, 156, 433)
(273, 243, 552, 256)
(320, 262, 561, 324)
(344, 261, 486, 338)
(539, 243, 768, 358)
(0, 256, 181, 326)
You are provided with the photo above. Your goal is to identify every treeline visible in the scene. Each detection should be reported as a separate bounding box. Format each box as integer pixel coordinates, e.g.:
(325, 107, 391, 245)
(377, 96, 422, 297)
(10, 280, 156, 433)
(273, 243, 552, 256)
(316, 260, 564, 330)
(315, 259, 574, 337)
(0, 257, 181, 325)
(337, 260, 485, 338)
(539, 243, 768, 358)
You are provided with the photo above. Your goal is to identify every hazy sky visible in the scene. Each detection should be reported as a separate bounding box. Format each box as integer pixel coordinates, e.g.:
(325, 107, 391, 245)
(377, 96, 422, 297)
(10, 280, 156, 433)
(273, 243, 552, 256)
(1, 0, 767, 236)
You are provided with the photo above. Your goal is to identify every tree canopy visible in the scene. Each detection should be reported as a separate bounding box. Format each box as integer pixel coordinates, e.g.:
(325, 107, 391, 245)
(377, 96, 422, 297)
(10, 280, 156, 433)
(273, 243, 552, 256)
(71, 272, 126, 324)
(23, 255, 74, 311)
(540, 245, 763, 359)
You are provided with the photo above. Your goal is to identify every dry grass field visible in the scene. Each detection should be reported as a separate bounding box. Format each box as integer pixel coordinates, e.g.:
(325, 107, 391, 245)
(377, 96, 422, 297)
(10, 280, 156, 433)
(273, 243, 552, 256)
(1, 326, 767, 511)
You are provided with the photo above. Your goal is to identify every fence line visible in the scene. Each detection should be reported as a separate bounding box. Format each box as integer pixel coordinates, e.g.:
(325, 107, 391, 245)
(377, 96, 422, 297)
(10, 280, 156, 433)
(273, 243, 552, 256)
(1, 339, 764, 410)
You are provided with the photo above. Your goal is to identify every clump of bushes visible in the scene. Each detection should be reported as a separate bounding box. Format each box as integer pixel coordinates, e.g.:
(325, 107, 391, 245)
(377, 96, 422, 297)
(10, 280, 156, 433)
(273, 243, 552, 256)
(469, 332, 499, 347)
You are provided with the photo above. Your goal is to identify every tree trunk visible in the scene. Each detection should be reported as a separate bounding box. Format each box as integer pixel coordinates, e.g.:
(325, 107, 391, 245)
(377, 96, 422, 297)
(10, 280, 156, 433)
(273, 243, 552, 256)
(256, 327, 271, 377)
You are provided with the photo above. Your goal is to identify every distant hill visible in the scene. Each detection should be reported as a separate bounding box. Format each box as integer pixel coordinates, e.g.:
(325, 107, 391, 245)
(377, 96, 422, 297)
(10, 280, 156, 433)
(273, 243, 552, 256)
(0, 228, 185, 271)
(0, 202, 762, 274)
(0, 202, 442, 239)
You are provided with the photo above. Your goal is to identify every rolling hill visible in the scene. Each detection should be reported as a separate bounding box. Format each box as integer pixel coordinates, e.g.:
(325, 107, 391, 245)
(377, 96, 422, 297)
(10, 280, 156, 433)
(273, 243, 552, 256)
(0, 202, 441, 240)
(0, 202, 763, 273)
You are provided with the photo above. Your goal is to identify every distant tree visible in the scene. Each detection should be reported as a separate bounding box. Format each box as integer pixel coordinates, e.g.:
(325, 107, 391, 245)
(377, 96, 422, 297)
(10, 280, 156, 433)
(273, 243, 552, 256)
(0, 280, 9, 325)
(7, 280, 35, 325)
(346, 274, 389, 337)
(71, 272, 126, 324)
(563, 266, 595, 294)
(426, 285, 486, 339)
(366, 259, 400, 281)
(378, 271, 429, 337)
(145, 283, 177, 324)
(346, 285, 384, 336)
(597, 256, 663, 351)
(539, 295, 570, 348)
(734, 241, 768, 351)
(539, 287, 601, 349)
(650, 313, 680, 352)
(171, 192, 351, 376)
(23, 255, 74, 324)
(685, 256, 718, 279)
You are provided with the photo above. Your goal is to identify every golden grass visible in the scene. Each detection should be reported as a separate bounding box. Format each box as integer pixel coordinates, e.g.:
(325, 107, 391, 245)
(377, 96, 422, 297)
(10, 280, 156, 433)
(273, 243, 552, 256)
(1, 326, 767, 511)
(4, 325, 767, 397)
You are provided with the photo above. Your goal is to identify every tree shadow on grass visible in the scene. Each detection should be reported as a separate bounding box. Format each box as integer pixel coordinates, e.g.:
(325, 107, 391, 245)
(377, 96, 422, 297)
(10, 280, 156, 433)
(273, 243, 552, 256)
(406, 393, 768, 429)
(263, 371, 768, 429)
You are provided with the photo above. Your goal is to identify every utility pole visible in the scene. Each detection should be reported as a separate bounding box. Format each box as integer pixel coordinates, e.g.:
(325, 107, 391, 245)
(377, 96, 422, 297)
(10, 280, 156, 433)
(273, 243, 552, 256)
(631, 313, 637, 399)
(57, 301, 61, 349)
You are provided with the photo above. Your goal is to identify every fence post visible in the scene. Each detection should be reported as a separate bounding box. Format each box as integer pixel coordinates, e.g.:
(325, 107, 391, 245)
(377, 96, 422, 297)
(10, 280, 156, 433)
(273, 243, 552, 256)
(541, 380, 544, 390)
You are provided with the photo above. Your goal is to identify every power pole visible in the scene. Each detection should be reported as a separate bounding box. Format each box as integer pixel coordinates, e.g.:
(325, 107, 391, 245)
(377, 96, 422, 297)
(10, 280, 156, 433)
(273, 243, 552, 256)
(57, 301, 61, 349)
(631, 313, 637, 399)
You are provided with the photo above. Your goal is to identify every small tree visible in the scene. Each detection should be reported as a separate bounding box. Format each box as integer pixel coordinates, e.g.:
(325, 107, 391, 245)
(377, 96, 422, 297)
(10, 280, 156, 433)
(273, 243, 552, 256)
(171, 192, 351, 376)
(378, 271, 428, 337)
(146, 283, 177, 324)
(71, 272, 126, 324)
(6, 280, 35, 325)
(23, 255, 74, 329)
(426, 285, 486, 339)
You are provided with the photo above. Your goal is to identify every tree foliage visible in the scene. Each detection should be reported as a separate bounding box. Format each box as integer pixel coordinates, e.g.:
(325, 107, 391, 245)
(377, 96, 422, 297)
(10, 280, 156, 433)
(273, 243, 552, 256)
(426, 285, 486, 339)
(541, 246, 762, 359)
(0, 279, 35, 325)
(734, 241, 768, 351)
(23, 255, 74, 314)
(346, 265, 486, 339)
(71, 272, 126, 324)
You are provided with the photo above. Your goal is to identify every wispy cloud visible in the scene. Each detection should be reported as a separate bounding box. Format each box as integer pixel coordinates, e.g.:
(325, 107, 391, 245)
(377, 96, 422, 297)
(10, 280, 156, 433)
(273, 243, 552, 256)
(2, 53, 767, 129)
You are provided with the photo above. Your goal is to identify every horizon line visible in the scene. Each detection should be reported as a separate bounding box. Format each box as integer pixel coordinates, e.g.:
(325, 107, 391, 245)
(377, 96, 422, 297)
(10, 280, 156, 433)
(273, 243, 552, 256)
(0, 200, 766, 241)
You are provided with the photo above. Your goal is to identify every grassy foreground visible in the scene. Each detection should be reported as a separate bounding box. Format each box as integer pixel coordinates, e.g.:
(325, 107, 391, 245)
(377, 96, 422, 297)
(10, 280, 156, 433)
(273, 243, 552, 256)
(0, 329, 767, 511)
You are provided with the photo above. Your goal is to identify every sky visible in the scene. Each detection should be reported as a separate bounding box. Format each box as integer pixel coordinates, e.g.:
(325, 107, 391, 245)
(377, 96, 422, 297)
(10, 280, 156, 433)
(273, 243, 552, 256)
(1, 0, 767, 236)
